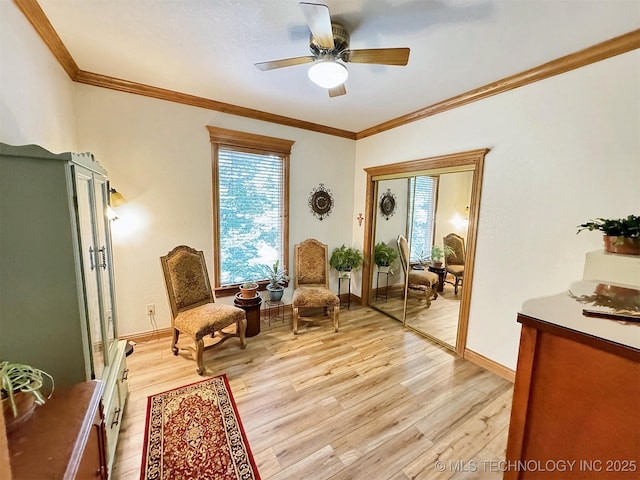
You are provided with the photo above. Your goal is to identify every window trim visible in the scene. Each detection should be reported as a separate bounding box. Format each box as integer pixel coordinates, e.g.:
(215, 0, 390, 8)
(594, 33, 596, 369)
(208, 125, 294, 296)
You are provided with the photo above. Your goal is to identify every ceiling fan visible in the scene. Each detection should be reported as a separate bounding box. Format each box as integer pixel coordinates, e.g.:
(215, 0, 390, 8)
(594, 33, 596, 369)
(255, 2, 410, 98)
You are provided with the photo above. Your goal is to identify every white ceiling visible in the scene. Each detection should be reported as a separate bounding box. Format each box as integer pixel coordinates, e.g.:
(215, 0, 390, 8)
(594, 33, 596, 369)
(37, 0, 640, 133)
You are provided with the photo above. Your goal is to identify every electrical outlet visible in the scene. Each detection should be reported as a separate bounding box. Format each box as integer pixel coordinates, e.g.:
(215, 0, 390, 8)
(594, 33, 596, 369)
(146, 303, 155, 316)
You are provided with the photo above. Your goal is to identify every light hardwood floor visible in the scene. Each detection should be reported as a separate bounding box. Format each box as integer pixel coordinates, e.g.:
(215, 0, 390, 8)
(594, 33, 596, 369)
(113, 305, 513, 480)
(371, 283, 462, 348)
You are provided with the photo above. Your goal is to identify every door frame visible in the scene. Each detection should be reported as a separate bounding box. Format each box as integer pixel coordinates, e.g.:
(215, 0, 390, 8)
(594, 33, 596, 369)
(362, 148, 489, 355)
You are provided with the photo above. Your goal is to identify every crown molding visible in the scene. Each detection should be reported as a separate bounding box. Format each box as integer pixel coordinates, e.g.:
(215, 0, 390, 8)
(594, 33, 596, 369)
(73, 70, 356, 139)
(356, 29, 640, 139)
(15, 0, 639, 141)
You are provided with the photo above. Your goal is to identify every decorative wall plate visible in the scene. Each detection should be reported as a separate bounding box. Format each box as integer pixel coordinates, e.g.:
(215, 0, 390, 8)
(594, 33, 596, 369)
(309, 183, 334, 221)
(379, 189, 397, 220)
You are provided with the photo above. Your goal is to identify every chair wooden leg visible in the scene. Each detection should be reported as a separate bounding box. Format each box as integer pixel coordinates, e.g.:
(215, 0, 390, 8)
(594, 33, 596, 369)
(194, 337, 205, 375)
(454, 277, 460, 295)
(293, 306, 299, 334)
(171, 328, 180, 355)
(333, 305, 340, 332)
(237, 317, 247, 349)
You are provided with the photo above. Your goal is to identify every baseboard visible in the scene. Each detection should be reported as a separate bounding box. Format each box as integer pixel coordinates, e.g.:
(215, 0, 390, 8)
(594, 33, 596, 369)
(464, 348, 515, 383)
(120, 327, 173, 342)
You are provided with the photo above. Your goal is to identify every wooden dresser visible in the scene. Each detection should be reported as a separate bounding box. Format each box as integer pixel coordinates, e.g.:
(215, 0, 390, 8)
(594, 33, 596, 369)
(8, 381, 107, 479)
(504, 281, 640, 479)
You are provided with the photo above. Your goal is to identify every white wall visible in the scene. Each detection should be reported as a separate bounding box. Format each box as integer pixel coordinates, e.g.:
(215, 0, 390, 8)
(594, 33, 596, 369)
(0, 1, 77, 151)
(74, 86, 356, 336)
(354, 50, 640, 370)
(434, 171, 473, 245)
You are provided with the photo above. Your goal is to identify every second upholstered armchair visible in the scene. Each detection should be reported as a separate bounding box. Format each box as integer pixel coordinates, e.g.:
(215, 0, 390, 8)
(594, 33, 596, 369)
(397, 235, 439, 307)
(443, 233, 465, 294)
(160, 245, 247, 375)
(291, 238, 340, 334)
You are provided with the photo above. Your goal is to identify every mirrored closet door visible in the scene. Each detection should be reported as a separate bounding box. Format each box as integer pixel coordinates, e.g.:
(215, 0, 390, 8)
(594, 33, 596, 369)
(363, 149, 489, 354)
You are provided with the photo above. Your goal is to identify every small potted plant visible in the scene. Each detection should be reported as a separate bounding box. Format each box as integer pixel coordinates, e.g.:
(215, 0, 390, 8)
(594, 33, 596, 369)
(577, 215, 640, 255)
(374, 242, 398, 273)
(330, 245, 364, 278)
(257, 260, 289, 302)
(1, 361, 54, 432)
(239, 281, 259, 299)
(429, 244, 455, 268)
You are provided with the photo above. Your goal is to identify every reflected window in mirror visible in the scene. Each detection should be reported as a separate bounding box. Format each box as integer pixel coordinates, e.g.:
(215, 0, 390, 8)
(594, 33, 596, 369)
(408, 176, 438, 263)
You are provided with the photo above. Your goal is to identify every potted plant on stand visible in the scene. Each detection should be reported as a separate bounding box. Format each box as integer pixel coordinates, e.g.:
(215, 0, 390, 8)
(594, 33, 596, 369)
(239, 281, 259, 299)
(577, 215, 640, 255)
(330, 245, 364, 278)
(257, 260, 289, 302)
(1, 361, 54, 433)
(374, 242, 398, 273)
(429, 244, 455, 268)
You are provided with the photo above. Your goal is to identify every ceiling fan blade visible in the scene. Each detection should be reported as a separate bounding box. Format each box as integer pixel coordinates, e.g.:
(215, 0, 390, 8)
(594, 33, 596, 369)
(299, 2, 335, 50)
(346, 48, 410, 66)
(328, 84, 346, 97)
(255, 56, 315, 71)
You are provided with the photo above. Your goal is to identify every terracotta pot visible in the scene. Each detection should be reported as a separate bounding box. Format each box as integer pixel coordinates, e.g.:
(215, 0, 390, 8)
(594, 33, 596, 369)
(2, 391, 36, 433)
(603, 236, 640, 255)
(239, 284, 258, 299)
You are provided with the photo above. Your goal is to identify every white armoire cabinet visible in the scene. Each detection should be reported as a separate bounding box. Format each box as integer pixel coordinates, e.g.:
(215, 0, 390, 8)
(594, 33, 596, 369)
(0, 142, 128, 474)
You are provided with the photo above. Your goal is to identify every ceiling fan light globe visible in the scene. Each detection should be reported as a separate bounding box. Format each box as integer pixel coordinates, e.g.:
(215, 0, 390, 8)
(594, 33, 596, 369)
(308, 60, 348, 89)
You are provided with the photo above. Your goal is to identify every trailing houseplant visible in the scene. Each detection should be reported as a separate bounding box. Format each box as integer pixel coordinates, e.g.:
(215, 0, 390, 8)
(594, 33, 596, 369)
(257, 260, 289, 302)
(577, 215, 640, 255)
(1, 361, 54, 432)
(374, 242, 398, 273)
(329, 245, 364, 277)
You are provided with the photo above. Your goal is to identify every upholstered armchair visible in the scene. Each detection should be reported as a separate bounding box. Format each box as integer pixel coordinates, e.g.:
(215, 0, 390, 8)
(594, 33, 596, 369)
(443, 233, 465, 294)
(160, 245, 247, 375)
(292, 239, 340, 334)
(396, 235, 439, 307)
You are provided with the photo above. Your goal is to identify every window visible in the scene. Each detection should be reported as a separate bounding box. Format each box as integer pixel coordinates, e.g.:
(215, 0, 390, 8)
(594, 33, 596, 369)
(407, 175, 438, 262)
(208, 126, 294, 293)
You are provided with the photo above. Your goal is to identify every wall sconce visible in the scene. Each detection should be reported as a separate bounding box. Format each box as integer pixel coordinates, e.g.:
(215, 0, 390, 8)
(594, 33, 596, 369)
(357, 213, 364, 226)
(109, 188, 127, 207)
(450, 206, 470, 230)
(108, 188, 127, 221)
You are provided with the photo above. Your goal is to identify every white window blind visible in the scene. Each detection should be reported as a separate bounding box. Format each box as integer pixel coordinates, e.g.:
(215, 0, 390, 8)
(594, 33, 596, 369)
(408, 175, 438, 262)
(217, 148, 284, 286)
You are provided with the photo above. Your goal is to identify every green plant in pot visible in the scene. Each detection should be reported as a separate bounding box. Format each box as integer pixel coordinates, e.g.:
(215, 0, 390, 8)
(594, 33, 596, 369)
(429, 244, 455, 268)
(239, 281, 259, 299)
(330, 245, 364, 278)
(1, 361, 54, 432)
(374, 242, 398, 273)
(577, 215, 640, 255)
(257, 260, 289, 302)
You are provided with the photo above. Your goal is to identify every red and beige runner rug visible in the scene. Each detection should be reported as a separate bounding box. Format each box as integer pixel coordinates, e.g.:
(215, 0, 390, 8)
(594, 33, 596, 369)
(140, 375, 261, 480)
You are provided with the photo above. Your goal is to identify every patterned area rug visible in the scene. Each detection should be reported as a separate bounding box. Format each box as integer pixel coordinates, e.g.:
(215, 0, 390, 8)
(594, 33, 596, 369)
(140, 375, 261, 480)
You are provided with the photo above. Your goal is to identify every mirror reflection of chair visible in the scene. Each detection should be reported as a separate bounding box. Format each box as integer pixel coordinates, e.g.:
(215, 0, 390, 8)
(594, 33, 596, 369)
(292, 238, 340, 334)
(160, 245, 247, 375)
(396, 235, 439, 307)
(443, 233, 465, 294)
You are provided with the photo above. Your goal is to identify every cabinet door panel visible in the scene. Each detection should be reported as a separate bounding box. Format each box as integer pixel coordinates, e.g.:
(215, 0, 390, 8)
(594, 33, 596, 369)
(75, 169, 105, 379)
(92, 176, 116, 363)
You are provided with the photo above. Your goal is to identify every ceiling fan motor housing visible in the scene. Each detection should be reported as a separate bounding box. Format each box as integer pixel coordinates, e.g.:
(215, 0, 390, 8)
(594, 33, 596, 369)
(310, 23, 350, 57)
